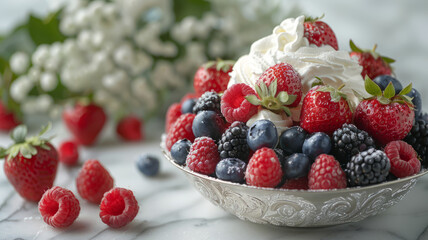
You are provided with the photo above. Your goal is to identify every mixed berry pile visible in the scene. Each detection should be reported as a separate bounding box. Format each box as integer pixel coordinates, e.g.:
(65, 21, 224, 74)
(165, 19, 427, 191)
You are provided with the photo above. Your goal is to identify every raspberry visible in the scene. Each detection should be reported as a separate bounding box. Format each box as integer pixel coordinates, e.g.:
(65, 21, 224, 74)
(100, 187, 139, 228)
(38, 186, 80, 228)
(308, 154, 347, 190)
(186, 137, 220, 175)
(221, 83, 258, 123)
(116, 115, 143, 141)
(58, 141, 79, 166)
(245, 148, 283, 188)
(165, 113, 195, 151)
(218, 121, 250, 161)
(165, 103, 182, 133)
(384, 141, 421, 178)
(281, 177, 308, 190)
(193, 91, 221, 114)
(345, 148, 390, 186)
(76, 160, 114, 204)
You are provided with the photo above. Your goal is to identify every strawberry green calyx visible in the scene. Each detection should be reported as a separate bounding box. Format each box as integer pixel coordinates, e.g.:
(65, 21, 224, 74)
(203, 59, 235, 73)
(360, 76, 413, 106)
(313, 79, 354, 111)
(349, 39, 395, 64)
(305, 13, 325, 22)
(0, 123, 53, 161)
(245, 79, 296, 116)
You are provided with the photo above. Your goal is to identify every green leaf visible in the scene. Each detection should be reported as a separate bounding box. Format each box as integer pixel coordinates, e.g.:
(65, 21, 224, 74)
(377, 96, 391, 105)
(311, 77, 324, 88)
(400, 95, 414, 106)
(260, 82, 269, 97)
(0, 147, 7, 158)
(173, 0, 211, 21)
(353, 90, 365, 101)
(383, 82, 396, 99)
(269, 79, 278, 97)
(11, 125, 27, 144)
(330, 92, 341, 102)
(381, 56, 395, 64)
(28, 11, 65, 45)
(245, 95, 261, 106)
(0, 28, 35, 59)
(399, 83, 413, 96)
(365, 76, 382, 96)
(277, 91, 289, 103)
(349, 39, 362, 53)
(38, 122, 52, 137)
(255, 85, 264, 98)
(286, 95, 297, 106)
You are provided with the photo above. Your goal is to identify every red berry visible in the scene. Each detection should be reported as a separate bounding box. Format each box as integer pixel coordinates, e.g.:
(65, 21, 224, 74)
(308, 154, 347, 190)
(38, 186, 80, 228)
(116, 115, 143, 141)
(300, 85, 352, 135)
(63, 103, 107, 146)
(349, 40, 393, 79)
(304, 19, 338, 50)
(256, 63, 302, 107)
(0, 101, 20, 131)
(354, 99, 414, 145)
(166, 113, 195, 151)
(186, 137, 220, 175)
(193, 60, 233, 96)
(165, 103, 182, 133)
(221, 83, 258, 123)
(281, 177, 308, 190)
(245, 148, 283, 188)
(4, 141, 58, 202)
(76, 159, 114, 204)
(100, 187, 139, 228)
(58, 141, 79, 166)
(384, 141, 421, 178)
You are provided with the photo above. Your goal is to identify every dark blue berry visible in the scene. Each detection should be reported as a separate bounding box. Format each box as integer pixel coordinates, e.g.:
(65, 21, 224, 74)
(283, 153, 311, 179)
(137, 154, 160, 177)
(302, 132, 331, 161)
(373, 75, 403, 95)
(192, 110, 224, 141)
(215, 158, 246, 183)
(170, 139, 192, 165)
(279, 126, 307, 155)
(407, 88, 422, 118)
(181, 99, 196, 114)
(418, 112, 428, 123)
(247, 119, 278, 151)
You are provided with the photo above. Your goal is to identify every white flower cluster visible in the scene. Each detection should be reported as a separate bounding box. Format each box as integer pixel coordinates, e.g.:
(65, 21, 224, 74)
(8, 0, 293, 119)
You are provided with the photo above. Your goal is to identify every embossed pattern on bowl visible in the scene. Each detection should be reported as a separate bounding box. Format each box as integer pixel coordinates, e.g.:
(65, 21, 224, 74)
(160, 138, 428, 227)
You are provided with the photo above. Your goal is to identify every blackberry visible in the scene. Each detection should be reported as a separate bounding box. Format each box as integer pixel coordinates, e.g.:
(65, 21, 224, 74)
(332, 124, 375, 166)
(193, 91, 221, 114)
(404, 119, 428, 167)
(218, 121, 249, 161)
(345, 148, 390, 187)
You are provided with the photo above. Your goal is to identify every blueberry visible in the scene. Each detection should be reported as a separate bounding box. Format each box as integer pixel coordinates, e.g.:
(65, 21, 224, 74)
(137, 154, 160, 177)
(247, 119, 278, 151)
(302, 132, 331, 161)
(215, 158, 246, 183)
(279, 126, 307, 155)
(181, 98, 196, 114)
(170, 139, 192, 165)
(283, 153, 311, 179)
(192, 110, 224, 141)
(407, 88, 422, 118)
(373, 75, 403, 95)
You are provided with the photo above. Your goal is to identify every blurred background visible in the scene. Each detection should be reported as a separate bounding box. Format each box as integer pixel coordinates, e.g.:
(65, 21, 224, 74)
(0, 0, 427, 129)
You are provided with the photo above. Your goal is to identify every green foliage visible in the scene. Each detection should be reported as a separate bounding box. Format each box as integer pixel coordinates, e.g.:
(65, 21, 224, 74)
(173, 0, 211, 21)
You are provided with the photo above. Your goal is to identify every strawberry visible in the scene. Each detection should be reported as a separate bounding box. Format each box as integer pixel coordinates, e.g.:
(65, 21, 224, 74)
(303, 15, 338, 50)
(0, 124, 58, 202)
(193, 60, 234, 96)
(166, 113, 196, 151)
(254, 63, 302, 109)
(354, 77, 414, 145)
(349, 40, 394, 79)
(300, 82, 353, 135)
(63, 103, 107, 146)
(0, 101, 20, 131)
(165, 103, 182, 133)
(116, 115, 143, 141)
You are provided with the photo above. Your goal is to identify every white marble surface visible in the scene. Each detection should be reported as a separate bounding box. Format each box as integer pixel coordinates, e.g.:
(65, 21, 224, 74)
(0, 121, 428, 240)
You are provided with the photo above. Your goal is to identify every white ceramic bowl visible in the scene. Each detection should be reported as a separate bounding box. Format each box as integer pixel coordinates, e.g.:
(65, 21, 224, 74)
(161, 137, 427, 227)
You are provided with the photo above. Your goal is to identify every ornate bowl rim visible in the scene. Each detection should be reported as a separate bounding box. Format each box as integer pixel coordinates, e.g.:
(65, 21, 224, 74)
(160, 136, 428, 195)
